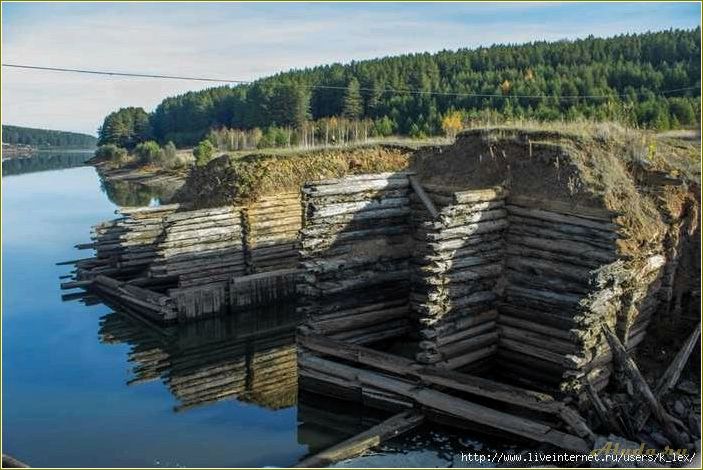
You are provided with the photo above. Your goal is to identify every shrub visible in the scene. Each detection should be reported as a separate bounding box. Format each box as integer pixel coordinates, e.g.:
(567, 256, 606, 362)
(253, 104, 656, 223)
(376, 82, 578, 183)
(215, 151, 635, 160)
(372, 116, 395, 137)
(94, 144, 128, 163)
(193, 139, 216, 166)
(134, 141, 162, 165)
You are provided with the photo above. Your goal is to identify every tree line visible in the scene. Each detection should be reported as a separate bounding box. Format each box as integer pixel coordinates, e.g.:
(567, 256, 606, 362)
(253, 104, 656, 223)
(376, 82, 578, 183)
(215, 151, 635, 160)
(98, 28, 701, 149)
(3, 125, 97, 149)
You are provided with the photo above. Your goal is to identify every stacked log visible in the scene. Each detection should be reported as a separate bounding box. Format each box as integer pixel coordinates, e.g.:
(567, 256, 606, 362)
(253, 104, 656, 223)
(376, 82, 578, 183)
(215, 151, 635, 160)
(411, 186, 508, 369)
(498, 196, 622, 394)
(297, 173, 414, 345)
(149, 206, 246, 286)
(79, 204, 181, 279)
(91, 274, 177, 322)
(297, 334, 593, 453)
(243, 192, 302, 273)
(143, 206, 246, 320)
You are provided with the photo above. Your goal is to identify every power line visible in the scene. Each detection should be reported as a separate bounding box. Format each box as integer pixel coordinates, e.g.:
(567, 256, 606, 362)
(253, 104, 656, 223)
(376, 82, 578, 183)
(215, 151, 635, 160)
(2, 62, 699, 101)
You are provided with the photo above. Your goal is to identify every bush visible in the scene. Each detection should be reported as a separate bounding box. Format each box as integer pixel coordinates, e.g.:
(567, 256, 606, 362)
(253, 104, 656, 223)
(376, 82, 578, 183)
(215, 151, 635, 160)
(372, 116, 395, 137)
(94, 144, 128, 163)
(193, 139, 216, 166)
(668, 98, 696, 127)
(134, 141, 162, 165)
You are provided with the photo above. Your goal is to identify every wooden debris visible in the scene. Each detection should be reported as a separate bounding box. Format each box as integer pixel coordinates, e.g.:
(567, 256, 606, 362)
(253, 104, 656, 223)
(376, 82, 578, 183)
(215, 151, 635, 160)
(632, 322, 701, 431)
(602, 326, 685, 448)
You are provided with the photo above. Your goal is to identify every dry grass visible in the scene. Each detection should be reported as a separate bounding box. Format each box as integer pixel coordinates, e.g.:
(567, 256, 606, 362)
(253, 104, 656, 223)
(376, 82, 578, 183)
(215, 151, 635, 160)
(178, 144, 412, 207)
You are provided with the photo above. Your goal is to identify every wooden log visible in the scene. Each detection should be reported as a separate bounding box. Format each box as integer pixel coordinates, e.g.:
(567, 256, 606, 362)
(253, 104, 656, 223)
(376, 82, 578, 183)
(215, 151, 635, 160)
(655, 322, 701, 396)
(585, 378, 626, 436)
(299, 354, 589, 452)
(420, 310, 498, 340)
(632, 322, 701, 431)
(303, 179, 409, 197)
(498, 314, 574, 342)
(507, 235, 616, 263)
(507, 195, 617, 220)
(508, 214, 619, 240)
(311, 306, 408, 335)
(309, 172, 413, 185)
(437, 200, 505, 219)
(506, 204, 618, 231)
(506, 244, 603, 270)
(408, 175, 438, 219)
(423, 219, 509, 241)
(60, 280, 93, 289)
(602, 326, 685, 447)
(295, 410, 424, 468)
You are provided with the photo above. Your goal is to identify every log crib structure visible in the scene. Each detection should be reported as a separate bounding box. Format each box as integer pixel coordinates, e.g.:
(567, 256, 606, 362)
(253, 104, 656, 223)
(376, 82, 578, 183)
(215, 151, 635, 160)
(62, 130, 698, 462)
(294, 129, 699, 461)
(63, 192, 303, 322)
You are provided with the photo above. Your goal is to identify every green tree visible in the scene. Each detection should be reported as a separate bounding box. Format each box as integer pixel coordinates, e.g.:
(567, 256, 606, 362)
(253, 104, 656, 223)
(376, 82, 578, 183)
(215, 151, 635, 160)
(134, 141, 162, 165)
(94, 144, 128, 163)
(668, 98, 696, 127)
(193, 139, 216, 166)
(342, 78, 363, 119)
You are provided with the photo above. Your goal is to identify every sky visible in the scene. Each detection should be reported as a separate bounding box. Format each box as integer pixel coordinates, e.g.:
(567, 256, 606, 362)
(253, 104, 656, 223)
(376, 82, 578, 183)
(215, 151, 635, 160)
(1, 1, 701, 135)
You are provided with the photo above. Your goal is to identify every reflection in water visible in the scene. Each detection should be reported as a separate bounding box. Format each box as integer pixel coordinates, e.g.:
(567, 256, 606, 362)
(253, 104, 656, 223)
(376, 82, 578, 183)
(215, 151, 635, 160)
(1, 151, 93, 176)
(98, 304, 301, 412)
(99, 177, 179, 207)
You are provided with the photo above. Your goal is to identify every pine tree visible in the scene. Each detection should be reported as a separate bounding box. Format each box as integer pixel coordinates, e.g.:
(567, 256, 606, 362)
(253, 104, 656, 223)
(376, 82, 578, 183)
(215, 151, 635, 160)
(342, 78, 363, 119)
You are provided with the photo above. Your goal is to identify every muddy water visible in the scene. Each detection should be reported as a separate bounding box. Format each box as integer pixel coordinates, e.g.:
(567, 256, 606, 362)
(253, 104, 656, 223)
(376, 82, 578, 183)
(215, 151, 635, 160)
(2, 162, 488, 467)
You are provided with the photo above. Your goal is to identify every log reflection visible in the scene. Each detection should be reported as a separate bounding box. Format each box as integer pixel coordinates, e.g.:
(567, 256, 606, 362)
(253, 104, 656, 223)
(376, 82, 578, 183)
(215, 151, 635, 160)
(98, 304, 301, 411)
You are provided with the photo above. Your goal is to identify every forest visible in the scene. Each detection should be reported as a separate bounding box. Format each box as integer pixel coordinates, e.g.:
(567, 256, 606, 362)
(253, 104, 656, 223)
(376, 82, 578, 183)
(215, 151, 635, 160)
(97, 28, 701, 149)
(3, 125, 97, 149)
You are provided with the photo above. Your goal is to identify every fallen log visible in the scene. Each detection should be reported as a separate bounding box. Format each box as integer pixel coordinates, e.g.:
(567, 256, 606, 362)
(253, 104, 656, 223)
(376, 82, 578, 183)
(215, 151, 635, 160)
(632, 322, 701, 432)
(602, 326, 685, 448)
(298, 333, 594, 442)
(299, 354, 589, 452)
(585, 378, 626, 436)
(295, 410, 424, 468)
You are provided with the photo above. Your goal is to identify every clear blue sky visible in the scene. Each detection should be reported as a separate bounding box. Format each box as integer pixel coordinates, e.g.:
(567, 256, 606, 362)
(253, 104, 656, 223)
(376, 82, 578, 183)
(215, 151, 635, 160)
(2, 1, 700, 135)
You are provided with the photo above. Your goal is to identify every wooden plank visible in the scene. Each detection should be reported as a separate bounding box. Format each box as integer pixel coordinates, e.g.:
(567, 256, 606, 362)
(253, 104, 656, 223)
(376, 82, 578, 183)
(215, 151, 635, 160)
(294, 410, 424, 467)
(298, 333, 592, 441)
(299, 354, 589, 452)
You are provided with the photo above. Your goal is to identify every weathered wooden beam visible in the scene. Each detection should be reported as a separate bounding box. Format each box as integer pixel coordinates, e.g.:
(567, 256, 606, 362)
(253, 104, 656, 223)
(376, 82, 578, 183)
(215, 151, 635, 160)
(300, 354, 590, 452)
(602, 326, 685, 447)
(295, 410, 424, 468)
(408, 175, 439, 219)
(298, 333, 594, 442)
(632, 322, 701, 431)
(585, 378, 626, 436)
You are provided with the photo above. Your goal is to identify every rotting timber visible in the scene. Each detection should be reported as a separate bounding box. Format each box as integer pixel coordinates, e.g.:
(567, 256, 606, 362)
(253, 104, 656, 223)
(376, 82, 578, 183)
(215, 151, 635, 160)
(62, 132, 701, 463)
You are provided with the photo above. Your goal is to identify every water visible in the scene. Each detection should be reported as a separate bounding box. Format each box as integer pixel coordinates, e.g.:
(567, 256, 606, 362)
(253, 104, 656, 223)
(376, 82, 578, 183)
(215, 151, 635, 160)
(2, 165, 307, 467)
(2, 161, 487, 468)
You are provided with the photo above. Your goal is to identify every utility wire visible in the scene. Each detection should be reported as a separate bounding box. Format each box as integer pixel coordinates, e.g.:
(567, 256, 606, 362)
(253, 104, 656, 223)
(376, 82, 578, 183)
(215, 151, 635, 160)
(2, 63, 699, 101)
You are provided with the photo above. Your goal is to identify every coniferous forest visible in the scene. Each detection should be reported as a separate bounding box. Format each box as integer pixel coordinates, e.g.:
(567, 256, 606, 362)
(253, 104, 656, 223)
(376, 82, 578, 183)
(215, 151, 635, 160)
(97, 29, 701, 149)
(3, 125, 98, 149)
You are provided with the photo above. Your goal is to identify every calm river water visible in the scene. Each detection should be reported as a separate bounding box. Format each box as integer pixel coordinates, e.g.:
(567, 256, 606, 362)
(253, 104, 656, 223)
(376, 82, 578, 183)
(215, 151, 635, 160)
(2, 159, 490, 468)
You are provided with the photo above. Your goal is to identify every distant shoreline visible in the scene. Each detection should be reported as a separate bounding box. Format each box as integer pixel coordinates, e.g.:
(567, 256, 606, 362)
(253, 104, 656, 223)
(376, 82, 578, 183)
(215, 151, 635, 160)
(2, 144, 95, 161)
